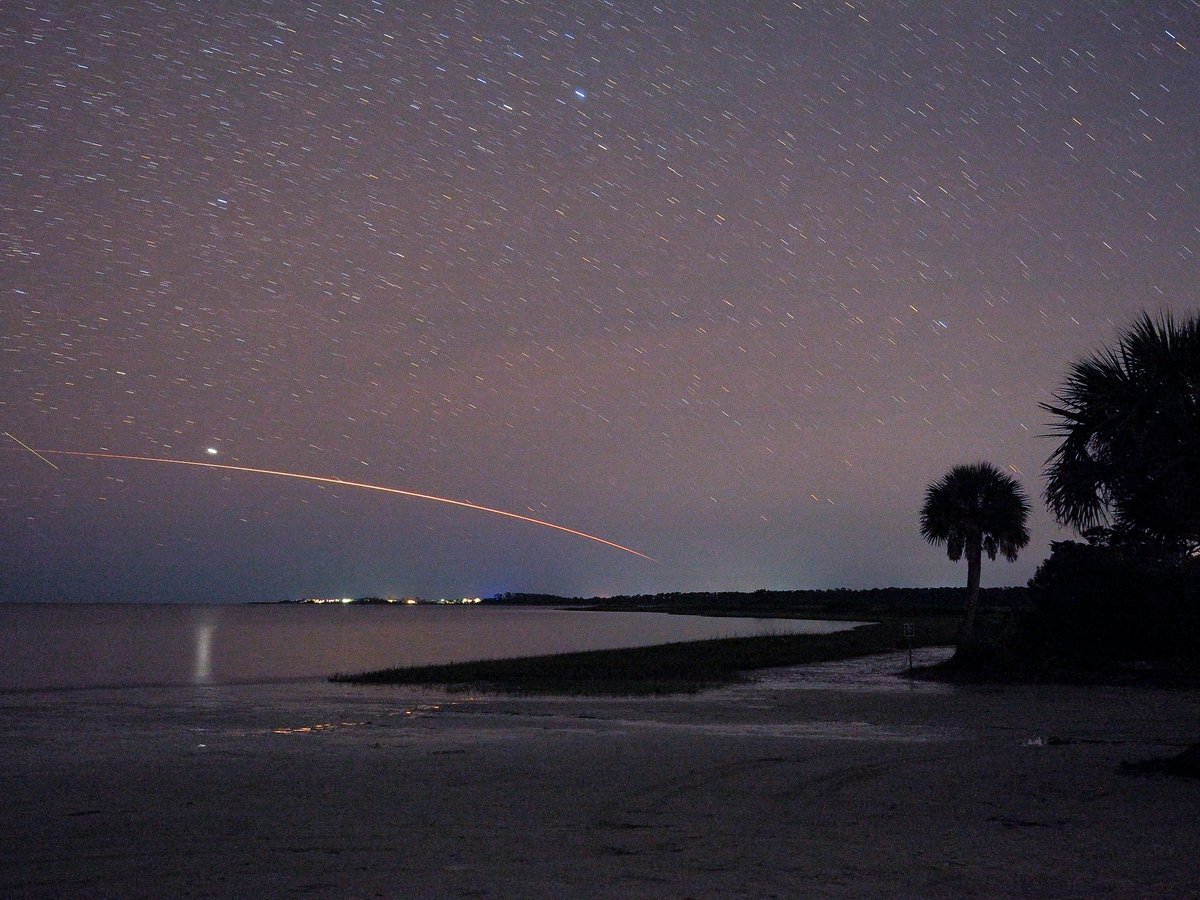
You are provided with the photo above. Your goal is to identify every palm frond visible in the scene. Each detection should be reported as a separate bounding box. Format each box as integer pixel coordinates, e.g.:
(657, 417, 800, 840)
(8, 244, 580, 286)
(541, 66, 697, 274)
(918, 461, 1031, 564)
(1042, 309, 1200, 543)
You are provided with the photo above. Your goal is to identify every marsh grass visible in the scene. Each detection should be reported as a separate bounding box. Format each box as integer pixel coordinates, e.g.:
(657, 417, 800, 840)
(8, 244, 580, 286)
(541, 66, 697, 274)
(332, 617, 959, 694)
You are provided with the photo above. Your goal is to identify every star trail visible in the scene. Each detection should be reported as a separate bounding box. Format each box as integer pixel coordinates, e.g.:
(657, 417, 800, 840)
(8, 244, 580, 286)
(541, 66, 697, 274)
(2, 1, 1197, 603)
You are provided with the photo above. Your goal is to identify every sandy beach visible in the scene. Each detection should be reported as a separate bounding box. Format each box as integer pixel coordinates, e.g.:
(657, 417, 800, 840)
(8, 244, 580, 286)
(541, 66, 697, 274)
(3, 648, 1198, 898)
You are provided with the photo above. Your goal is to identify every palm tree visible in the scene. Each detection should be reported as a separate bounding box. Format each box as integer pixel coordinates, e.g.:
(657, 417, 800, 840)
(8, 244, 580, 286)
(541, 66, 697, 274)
(920, 462, 1031, 651)
(1042, 311, 1200, 552)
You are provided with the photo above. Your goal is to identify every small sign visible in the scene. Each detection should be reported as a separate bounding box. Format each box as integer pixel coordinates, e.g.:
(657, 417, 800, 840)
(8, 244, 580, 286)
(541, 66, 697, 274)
(902, 622, 916, 672)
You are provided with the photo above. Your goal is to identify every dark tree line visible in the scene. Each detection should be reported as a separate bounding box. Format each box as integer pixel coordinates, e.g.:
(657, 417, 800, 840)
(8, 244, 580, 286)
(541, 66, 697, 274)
(922, 310, 1199, 666)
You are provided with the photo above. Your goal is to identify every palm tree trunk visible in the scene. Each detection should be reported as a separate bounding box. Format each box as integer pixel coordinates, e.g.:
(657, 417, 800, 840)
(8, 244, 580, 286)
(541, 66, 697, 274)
(959, 536, 983, 651)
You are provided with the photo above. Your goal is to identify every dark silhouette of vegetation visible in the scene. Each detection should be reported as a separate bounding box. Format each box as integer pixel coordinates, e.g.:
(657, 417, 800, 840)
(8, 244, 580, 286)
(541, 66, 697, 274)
(1041, 321, 1200, 787)
(1028, 311, 1200, 685)
(920, 314, 1200, 707)
(1042, 310, 1200, 554)
(919, 462, 1031, 654)
(487, 586, 1030, 619)
(333, 618, 960, 694)
(1027, 531, 1200, 667)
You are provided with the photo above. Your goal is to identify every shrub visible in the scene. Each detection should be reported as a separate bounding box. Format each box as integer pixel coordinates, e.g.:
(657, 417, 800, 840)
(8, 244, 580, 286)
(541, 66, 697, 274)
(1027, 539, 1200, 664)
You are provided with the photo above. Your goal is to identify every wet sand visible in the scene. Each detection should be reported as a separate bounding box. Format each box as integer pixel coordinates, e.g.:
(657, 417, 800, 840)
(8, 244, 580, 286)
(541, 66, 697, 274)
(2, 649, 1198, 898)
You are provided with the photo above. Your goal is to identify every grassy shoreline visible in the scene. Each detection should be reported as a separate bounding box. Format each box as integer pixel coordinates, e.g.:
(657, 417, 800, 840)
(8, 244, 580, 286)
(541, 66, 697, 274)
(332, 616, 960, 694)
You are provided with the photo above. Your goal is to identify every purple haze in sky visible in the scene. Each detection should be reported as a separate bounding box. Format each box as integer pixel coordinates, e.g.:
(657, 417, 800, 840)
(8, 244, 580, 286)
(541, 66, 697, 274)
(2, 2, 1197, 602)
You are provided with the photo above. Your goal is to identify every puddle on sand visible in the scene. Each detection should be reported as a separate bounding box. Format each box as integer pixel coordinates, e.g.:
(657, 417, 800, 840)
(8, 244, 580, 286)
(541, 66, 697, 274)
(622, 717, 964, 743)
(749, 648, 957, 694)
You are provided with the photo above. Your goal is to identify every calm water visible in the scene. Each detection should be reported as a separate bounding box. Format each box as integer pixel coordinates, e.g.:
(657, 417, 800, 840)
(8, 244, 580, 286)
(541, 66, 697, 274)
(0, 603, 859, 692)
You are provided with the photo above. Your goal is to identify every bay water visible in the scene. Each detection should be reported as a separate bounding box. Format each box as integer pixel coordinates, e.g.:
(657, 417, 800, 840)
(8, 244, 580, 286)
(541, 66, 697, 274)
(0, 603, 859, 692)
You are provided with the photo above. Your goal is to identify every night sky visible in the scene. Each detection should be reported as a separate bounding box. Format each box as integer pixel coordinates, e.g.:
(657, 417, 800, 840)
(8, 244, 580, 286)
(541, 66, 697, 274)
(3, 1, 1198, 604)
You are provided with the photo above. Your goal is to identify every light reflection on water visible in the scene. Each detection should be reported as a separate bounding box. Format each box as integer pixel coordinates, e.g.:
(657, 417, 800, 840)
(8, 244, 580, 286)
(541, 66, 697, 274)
(193, 623, 214, 684)
(271, 720, 368, 735)
(268, 703, 445, 736)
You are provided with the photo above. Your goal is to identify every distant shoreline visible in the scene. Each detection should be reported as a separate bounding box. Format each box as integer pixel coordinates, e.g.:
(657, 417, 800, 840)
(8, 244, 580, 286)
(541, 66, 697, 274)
(266, 585, 1024, 616)
(488, 585, 1025, 618)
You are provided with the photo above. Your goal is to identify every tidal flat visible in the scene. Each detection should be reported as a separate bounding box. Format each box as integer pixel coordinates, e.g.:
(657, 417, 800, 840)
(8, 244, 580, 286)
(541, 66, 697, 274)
(3, 649, 1198, 898)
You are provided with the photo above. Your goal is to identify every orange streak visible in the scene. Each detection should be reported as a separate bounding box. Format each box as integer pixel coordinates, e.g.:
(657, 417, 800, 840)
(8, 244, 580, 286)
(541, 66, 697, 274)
(35, 449, 655, 561)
